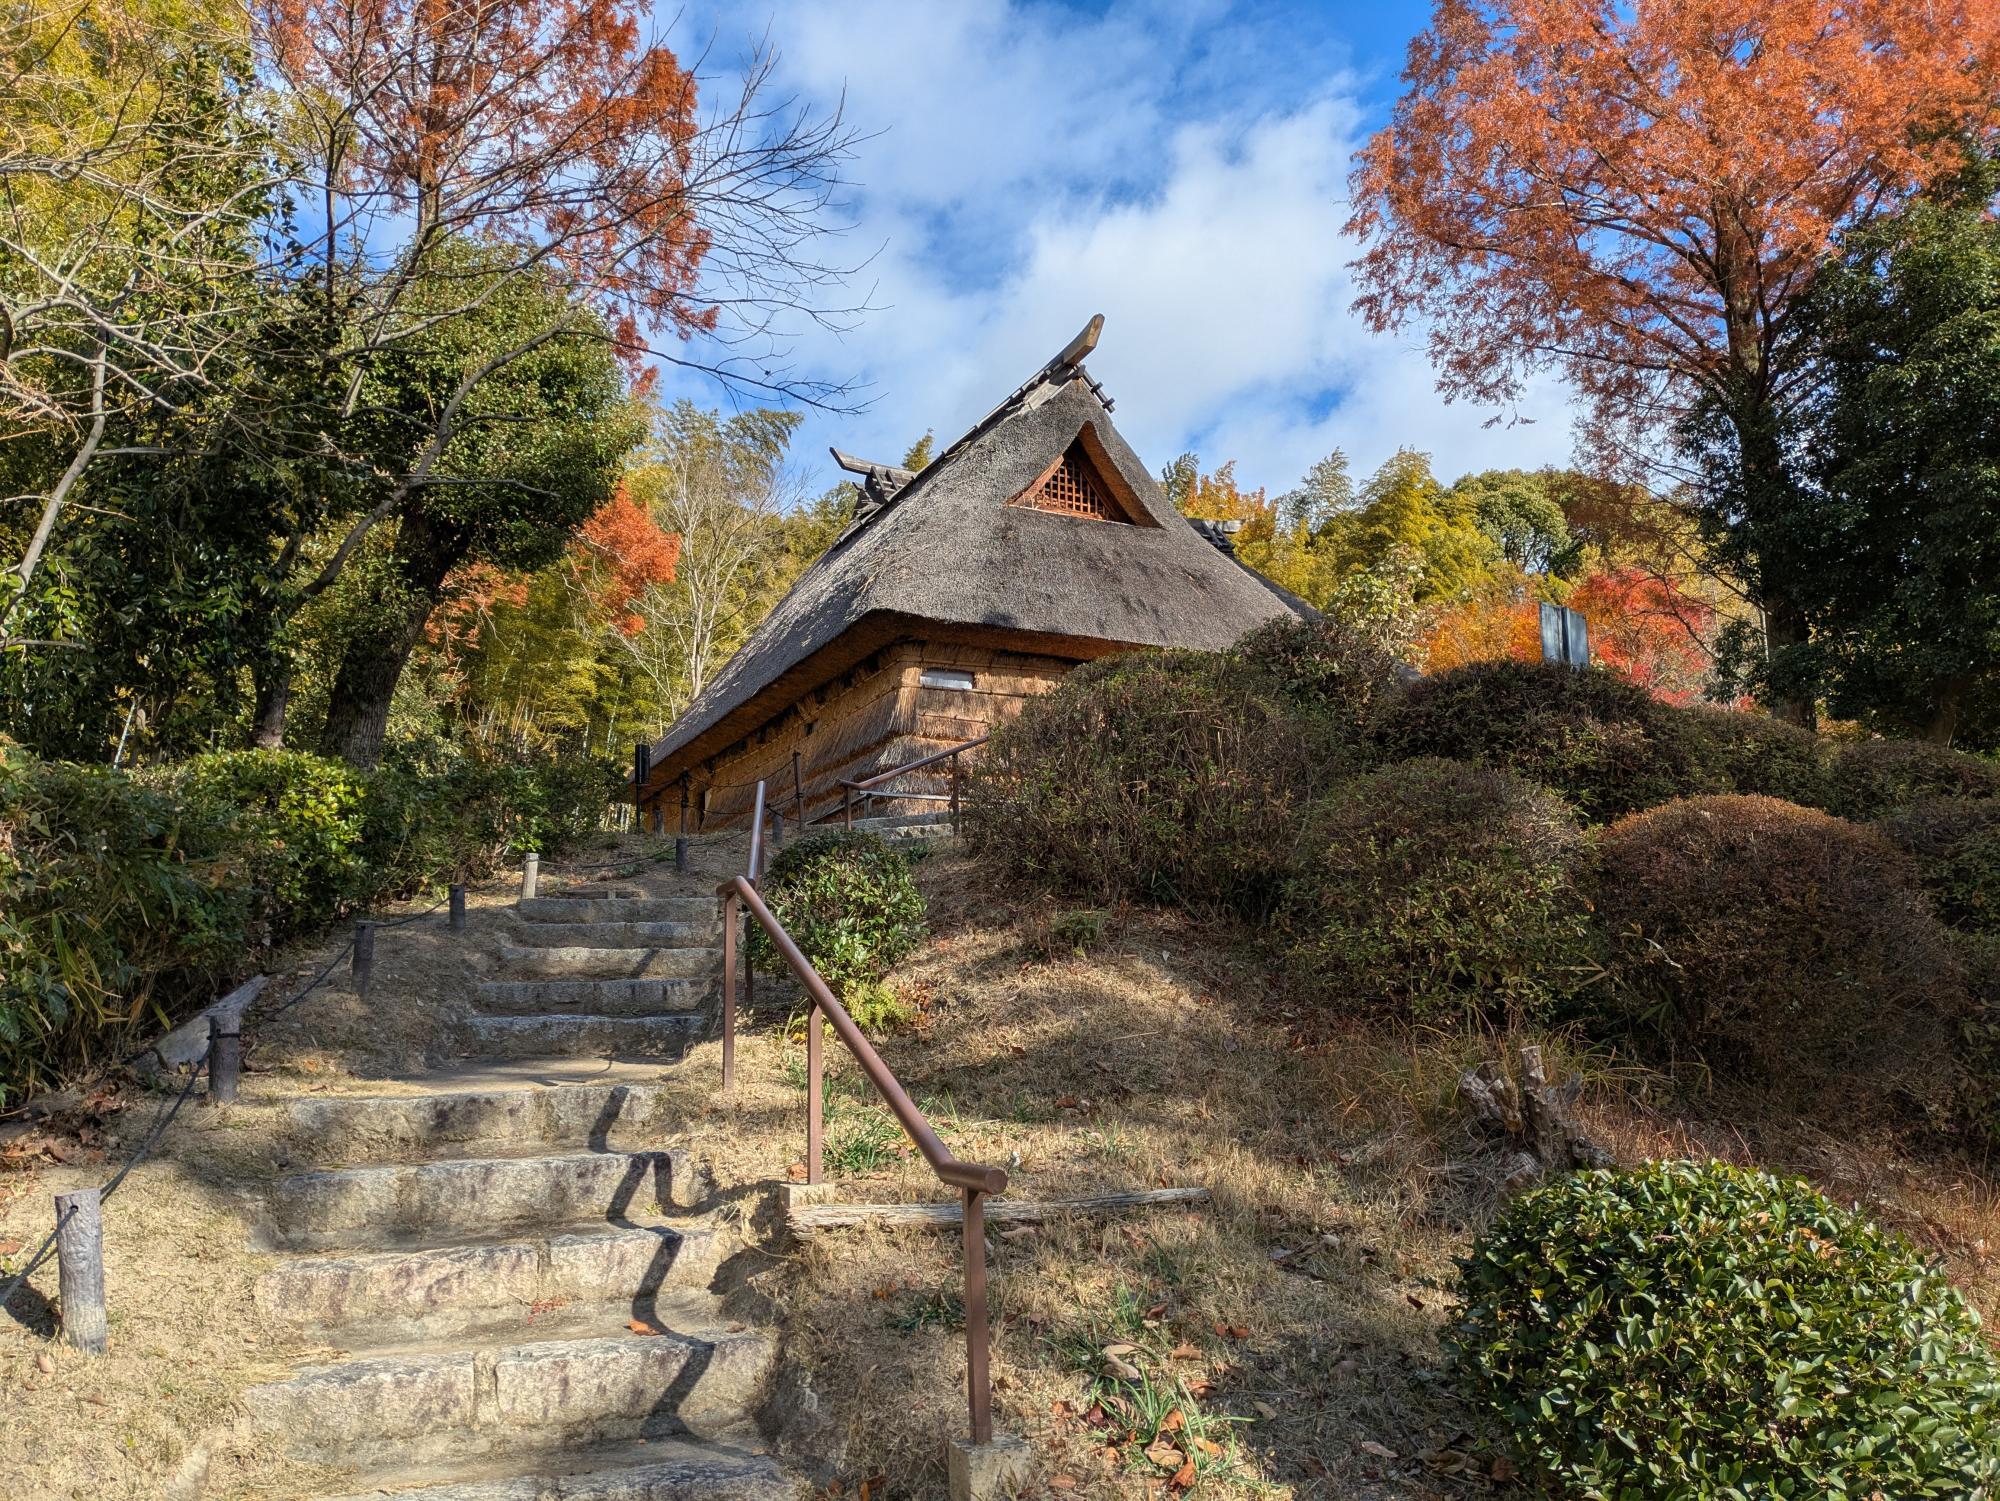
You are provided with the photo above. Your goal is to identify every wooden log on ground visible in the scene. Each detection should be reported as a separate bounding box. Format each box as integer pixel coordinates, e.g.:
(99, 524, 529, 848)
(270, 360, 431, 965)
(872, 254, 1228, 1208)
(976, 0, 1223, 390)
(788, 1186, 1209, 1236)
(55, 1187, 106, 1355)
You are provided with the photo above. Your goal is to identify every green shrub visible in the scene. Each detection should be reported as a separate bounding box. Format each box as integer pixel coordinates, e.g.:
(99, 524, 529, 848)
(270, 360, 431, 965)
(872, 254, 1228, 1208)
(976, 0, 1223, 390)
(362, 751, 620, 890)
(1370, 660, 1699, 823)
(1881, 797, 2000, 934)
(968, 650, 1332, 916)
(164, 750, 370, 943)
(1235, 614, 1407, 747)
(1595, 794, 1964, 1107)
(1826, 737, 2000, 819)
(748, 831, 926, 1001)
(1452, 1160, 2000, 1499)
(0, 752, 245, 1103)
(1679, 705, 1832, 806)
(1279, 759, 1592, 1021)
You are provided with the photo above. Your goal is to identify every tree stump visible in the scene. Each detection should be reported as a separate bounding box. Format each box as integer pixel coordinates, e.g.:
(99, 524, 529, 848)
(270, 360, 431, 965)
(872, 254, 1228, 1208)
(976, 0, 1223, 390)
(1459, 1045, 1612, 1191)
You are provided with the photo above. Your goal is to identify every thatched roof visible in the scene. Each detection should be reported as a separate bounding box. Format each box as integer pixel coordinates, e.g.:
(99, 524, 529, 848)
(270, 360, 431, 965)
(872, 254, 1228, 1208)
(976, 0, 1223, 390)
(643, 324, 1311, 790)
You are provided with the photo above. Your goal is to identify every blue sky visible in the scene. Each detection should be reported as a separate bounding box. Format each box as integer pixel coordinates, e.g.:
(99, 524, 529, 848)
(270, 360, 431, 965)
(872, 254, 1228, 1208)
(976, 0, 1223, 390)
(659, 0, 1576, 500)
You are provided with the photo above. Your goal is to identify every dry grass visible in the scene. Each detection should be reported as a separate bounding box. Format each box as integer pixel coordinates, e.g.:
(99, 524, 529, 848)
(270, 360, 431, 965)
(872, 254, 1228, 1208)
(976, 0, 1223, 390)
(670, 845, 2000, 1501)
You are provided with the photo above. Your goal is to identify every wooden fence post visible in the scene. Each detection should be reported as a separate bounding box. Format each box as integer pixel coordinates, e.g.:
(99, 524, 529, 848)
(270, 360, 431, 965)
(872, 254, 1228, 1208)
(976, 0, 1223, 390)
(207, 1019, 240, 1104)
(352, 921, 376, 998)
(520, 853, 540, 902)
(54, 1188, 106, 1355)
(449, 883, 466, 932)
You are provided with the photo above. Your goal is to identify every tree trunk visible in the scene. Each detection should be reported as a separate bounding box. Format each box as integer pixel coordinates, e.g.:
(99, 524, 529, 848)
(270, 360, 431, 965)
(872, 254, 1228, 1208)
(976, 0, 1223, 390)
(1926, 674, 1969, 746)
(319, 514, 459, 768)
(250, 660, 293, 749)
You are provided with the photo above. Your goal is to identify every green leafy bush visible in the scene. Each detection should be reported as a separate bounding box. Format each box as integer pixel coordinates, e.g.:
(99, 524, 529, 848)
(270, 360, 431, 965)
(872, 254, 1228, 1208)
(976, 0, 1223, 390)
(1825, 737, 2000, 819)
(968, 650, 1332, 916)
(1452, 1160, 2000, 1499)
(1370, 660, 1699, 823)
(165, 750, 371, 943)
(1679, 705, 1832, 806)
(1279, 759, 1592, 1021)
(1235, 614, 1408, 747)
(1595, 794, 1963, 1107)
(1881, 797, 2000, 934)
(362, 752, 619, 888)
(0, 752, 244, 1103)
(749, 831, 926, 1003)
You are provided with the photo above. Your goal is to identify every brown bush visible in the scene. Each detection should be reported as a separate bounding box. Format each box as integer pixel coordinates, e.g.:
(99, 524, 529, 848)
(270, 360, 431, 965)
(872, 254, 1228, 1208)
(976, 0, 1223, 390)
(966, 649, 1335, 917)
(1595, 794, 1965, 1110)
(1235, 614, 1409, 747)
(1880, 798, 2000, 935)
(1679, 706, 1832, 807)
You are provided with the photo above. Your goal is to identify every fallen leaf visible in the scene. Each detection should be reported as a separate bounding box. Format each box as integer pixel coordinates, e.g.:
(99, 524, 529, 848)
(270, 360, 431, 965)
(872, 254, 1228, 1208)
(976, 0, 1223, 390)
(1161, 1409, 1185, 1432)
(1170, 1456, 1196, 1491)
(1144, 1439, 1183, 1471)
(1193, 1436, 1222, 1457)
(786, 1162, 808, 1182)
(1103, 1352, 1141, 1381)
(1491, 1456, 1519, 1482)
(1252, 1401, 1277, 1420)
(35, 1352, 54, 1374)
(1101, 1341, 1139, 1357)
(1406, 1292, 1425, 1311)
(625, 1320, 661, 1336)
(0, 1238, 21, 1257)
(1212, 1321, 1249, 1340)
(1049, 1478, 1077, 1491)
(1359, 1439, 1398, 1460)
(1168, 1342, 1201, 1360)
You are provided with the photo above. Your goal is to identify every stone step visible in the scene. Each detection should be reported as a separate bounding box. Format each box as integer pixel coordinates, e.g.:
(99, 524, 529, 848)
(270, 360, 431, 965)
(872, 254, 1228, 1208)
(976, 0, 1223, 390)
(845, 810, 956, 834)
(476, 978, 713, 1018)
(462, 1014, 704, 1061)
(254, 1222, 725, 1345)
(316, 1436, 791, 1501)
(542, 884, 647, 900)
(505, 921, 715, 949)
(245, 1308, 776, 1471)
(518, 897, 716, 925)
(256, 1149, 690, 1252)
(276, 1080, 682, 1163)
(492, 943, 720, 980)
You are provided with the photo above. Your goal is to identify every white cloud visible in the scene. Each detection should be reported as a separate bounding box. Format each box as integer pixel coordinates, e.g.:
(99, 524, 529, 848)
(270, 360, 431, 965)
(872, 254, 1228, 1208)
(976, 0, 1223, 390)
(661, 0, 1578, 497)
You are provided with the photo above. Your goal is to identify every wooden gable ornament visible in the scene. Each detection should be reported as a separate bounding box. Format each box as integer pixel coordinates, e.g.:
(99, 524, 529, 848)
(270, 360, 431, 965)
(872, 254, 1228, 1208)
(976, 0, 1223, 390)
(1007, 421, 1155, 526)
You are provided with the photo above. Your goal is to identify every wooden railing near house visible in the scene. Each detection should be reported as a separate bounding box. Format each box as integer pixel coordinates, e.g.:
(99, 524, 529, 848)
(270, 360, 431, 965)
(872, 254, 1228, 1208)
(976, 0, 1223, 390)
(717, 755, 1008, 1450)
(840, 734, 990, 834)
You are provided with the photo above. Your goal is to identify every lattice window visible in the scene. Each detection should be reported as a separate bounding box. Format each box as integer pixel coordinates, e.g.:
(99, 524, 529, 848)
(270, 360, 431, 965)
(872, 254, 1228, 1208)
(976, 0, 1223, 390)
(1015, 446, 1120, 520)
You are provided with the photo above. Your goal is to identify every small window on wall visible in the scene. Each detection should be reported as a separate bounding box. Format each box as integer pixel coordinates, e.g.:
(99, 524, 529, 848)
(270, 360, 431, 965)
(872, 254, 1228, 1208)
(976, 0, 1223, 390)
(921, 668, 976, 691)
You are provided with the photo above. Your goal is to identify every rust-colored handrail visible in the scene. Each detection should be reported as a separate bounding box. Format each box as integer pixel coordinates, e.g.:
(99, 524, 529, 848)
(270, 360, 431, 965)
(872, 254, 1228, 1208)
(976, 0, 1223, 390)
(716, 782, 1007, 1446)
(840, 734, 989, 832)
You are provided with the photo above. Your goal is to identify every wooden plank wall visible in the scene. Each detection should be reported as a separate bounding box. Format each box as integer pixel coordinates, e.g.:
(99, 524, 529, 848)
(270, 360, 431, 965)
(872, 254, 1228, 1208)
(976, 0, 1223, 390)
(691, 638, 1072, 829)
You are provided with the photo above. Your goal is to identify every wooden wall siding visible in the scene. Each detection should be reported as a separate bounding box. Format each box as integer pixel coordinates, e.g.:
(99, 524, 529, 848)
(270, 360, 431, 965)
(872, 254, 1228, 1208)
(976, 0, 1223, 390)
(688, 638, 1073, 829)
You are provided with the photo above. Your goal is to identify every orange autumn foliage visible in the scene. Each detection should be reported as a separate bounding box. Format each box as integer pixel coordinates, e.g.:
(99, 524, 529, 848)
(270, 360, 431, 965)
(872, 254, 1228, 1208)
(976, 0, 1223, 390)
(1419, 591, 1541, 673)
(574, 488, 680, 636)
(1349, 0, 2000, 428)
(255, 0, 715, 360)
(1568, 566, 1713, 705)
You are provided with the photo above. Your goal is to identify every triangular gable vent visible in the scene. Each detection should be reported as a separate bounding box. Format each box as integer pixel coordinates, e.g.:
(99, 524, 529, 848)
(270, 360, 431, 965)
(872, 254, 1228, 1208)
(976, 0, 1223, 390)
(1007, 426, 1153, 526)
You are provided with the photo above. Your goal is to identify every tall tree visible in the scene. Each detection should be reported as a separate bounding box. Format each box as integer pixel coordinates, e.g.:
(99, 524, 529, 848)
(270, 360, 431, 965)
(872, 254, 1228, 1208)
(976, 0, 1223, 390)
(1780, 159, 2000, 744)
(1348, 0, 2000, 721)
(241, 0, 857, 745)
(315, 262, 642, 766)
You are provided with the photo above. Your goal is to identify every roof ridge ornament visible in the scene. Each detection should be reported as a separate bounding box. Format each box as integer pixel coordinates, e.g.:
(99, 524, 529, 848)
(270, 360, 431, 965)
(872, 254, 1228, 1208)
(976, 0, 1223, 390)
(1045, 314, 1112, 411)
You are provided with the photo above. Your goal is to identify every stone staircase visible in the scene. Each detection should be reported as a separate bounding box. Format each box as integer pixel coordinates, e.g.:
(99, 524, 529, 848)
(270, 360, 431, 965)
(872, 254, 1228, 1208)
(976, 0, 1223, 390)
(237, 867, 793, 1500)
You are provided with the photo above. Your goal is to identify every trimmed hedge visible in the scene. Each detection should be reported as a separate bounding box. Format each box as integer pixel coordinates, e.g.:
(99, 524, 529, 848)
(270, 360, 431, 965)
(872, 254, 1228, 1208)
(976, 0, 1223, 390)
(1452, 1160, 2000, 1499)
(1881, 797, 2000, 935)
(1679, 705, 1832, 806)
(1370, 660, 1699, 823)
(0, 744, 618, 1104)
(1826, 737, 2000, 820)
(748, 830, 926, 1006)
(1595, 794, 1964, 1107)
(1279, 759, 1592, 1021)
(968, 650, 1331, 917)
(1235, 614, 1408, 747)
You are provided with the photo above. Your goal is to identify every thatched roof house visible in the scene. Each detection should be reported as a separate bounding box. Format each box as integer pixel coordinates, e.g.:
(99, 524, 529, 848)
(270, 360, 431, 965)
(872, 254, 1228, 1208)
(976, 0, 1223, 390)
(637, 317, 1310, 829)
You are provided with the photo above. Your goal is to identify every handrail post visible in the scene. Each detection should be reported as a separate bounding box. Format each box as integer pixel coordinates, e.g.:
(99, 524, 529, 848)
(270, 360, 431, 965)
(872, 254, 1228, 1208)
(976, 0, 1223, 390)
(720, 889, 738, 1096)
(806, 997, 824, 1185)
(964, 1187, 992, 1444)
(950, 751, 962, 837)
(842, 783, 853, 832)
(792, 749, 805, 827)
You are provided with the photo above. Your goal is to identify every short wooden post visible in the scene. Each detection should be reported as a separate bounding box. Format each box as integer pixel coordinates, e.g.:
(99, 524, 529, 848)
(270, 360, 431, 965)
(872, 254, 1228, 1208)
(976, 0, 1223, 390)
(772, 809, 784, 847)
(632, 740, 651, 825)
(950, 752, 963, 837)
(352, 921, 376, 998)
(792, 749, 805, 827)
(207, 1018, 240, 1104)
(963, 1187, 992, 1444)
(842, 785, 853, 831)
(676, 779, 691, 873)
(54, 1188, 106, 1356)
(520, 853, 539, 902)
(720, 891, 738, 1096)
(806, 999, 824, 1186)
(652, 803, 665, 835)
(449, 883, 466, 931)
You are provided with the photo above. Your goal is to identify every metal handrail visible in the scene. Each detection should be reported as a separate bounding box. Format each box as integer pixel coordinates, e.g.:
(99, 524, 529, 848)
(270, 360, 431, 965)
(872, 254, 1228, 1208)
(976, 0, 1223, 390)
(717, 776, 1007, 1445)
(840, 733, 989, 831)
